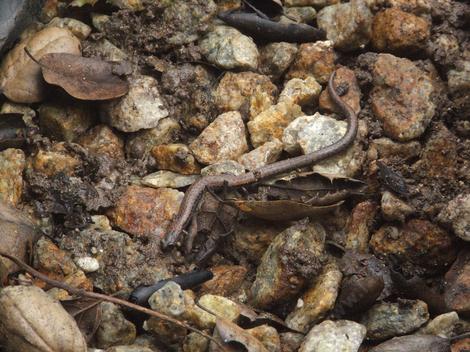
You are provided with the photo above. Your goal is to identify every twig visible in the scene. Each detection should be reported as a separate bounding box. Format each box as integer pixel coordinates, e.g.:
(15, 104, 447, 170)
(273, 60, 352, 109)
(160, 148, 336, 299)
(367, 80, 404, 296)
(0, 251, 227, 351)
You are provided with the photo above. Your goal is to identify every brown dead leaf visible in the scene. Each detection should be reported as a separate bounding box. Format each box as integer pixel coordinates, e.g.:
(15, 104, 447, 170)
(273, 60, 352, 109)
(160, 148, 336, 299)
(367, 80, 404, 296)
(62, 297, 102, 343)
(27, 51, 129, 100)
(211, 318, 269, 352)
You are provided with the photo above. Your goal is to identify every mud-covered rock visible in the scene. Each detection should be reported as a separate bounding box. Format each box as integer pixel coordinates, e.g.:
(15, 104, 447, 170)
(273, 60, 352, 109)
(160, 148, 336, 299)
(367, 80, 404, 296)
(96, 302, 136, 349)
(102, 75, 169, 133)
(317, 0, 373, 52)
(151, 144, 201, 175)
(238, 139, 283, 171)
(361, 299, 429, 340)
(438, 193, 470, 241)
(107, 185, 183, 239)
(248, 101, 303, 148)
(259, 43, 298, 81)
(190, 111, 248, 165)
(199, 25, 259, 71)
(299, 320, 366, 352)
(0, 148, 25, 206)
(286, 41, 336, 84)
(250, 220, 326, 309)
(279, 76, 322, 107)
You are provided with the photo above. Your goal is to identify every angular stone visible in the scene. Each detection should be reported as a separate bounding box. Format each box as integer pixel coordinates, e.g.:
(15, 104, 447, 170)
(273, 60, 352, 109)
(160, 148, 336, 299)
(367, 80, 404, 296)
(238, 139, 283, 171)
(448, 61, 470, 93)
(95, 302, 136, 349)
(190, 111, 248, 165)
(46, 17, 92, 40)
(151, 143, 201, 175)
(259, 42, 298, 81)
(78, 124, 124, 160)
(107, 185, 183, 239)
(279, 76, 322, 107)
(28, 142, 81, 177)
(283, 7, 317, 23)
(198, 294, 241, 322)
(0, 148, 25, 206)
(141, 171, 199, 189)
(201, 160, 246, 176)
(148, 282, 186, 318)
(381, 191, 414, 222)
(200, 265, 247, 296)
(247, 325, 281, 352)
(368, 137, 421, 161)
(445, 249, 470, 315)
(344, 200, 378, 253)
(438, 193, 470, 241)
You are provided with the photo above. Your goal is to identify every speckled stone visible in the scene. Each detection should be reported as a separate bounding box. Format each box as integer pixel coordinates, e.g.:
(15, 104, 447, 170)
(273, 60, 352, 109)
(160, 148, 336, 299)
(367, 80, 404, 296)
(286, 41, 336, 84)
(438, 193, 470, 241)
(107, 185, 183, 239)
(247, 325, 281, 352)
(200, 265, 247, 296)
(250, 221, 326, 309)
(361, 299, 429, 340)
(299, 320, 366, 352)
(280, 332, 304, 352)
(448, 60, 470, 93)
(344, 200, 378, 253)
(198, 294, 241, 322)
(183, 332, 209, 352)
(199, 25, 259, 70)
(74, 256, 100, 273)
(190, 111, 248, 165)
(78, 124, 125, 160)
(372, 8, 430, 54)
(370, 54, 436, 141)
(417, 311, 460, 338)
(148, 281, 186, 317)
(141, 171, 199, 189)
(284, 7, 317, 23)
(46, 17, 92, 40)
(151, 143, 201, 175)
(368, 137, 421, 161)
(279, 76, 322, 107)
(317, 0, 373, 52)
(259, 42, 298, 81)
(201, 160, 246, 176)
(28, 142, 81, 177)
(286, 262, 342, 333)
(0, 148, 25, 206)
(95, 302, 136, 349)
(213, 72, 277, 114)
(381, 191, 414, 222)
(101, 75, 169, 132)
(248, 101, 303, 148)
(238, 139, 283, 171)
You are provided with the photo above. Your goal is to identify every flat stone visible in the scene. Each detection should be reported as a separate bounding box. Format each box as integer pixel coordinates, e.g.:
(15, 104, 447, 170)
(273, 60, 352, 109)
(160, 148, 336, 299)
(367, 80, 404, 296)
(85, 38, 129, 61)
(372, 8, 430, 54)
(95, 302, 136, 349)
(190, 111, 248, 165)
(151, 143, 201, 175)
(107, 185, 183, 239)
(299, 320, 366, 352)
(317, 0, 373, 52)
(102, 75, 169, 132)
(286, 41, 336, 84)
(248, 101, 303, 148)
(370, 54, 436, 141)
(438, 193, 470, 241)
(361, 299, 429, 340)
(199, 25, 259, 70)
(238, 139, 283, 171)
(259, 42, 298, 81)
(142, 171, 199, 189)
(279, 76, 322, 107)
(0, 148, 25, 206)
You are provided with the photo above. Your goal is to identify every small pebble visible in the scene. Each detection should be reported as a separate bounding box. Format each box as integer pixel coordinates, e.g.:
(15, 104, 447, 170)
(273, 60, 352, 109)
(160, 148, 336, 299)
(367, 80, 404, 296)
(279, 76, 322, 107)
(438, 193, 470, 241)
(238, 139, 283, 171)
(142, 171, 199, 189)
(151, 143, 201, 175)
(74, 256, 100, 273)
(95, 302, 136, 349)
(0, 148, 25, 206)
(259, 42, 298, 81)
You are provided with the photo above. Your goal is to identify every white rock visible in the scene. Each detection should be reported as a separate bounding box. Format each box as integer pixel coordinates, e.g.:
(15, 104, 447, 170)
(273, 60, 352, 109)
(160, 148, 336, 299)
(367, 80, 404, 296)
(74, 256, 100, 273)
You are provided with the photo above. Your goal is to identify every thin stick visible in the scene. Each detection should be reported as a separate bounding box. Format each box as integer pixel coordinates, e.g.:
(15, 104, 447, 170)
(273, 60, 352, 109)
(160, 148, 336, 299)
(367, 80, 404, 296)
(0, 251, 227, 351)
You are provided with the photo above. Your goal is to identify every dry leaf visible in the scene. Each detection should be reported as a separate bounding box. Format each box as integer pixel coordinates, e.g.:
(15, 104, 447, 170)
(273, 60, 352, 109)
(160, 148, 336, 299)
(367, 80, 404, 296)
(211, 318, 269, 352)
(62, 297, 102, 343)
(31, 52, 129, 100)
(0, 285, 87, 351)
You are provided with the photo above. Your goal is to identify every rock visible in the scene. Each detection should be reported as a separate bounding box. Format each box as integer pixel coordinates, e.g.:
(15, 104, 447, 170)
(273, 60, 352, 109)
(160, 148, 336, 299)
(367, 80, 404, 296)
(285, 0, 339, 8)
(28, 142, 81, 177)
(107, 185, 183, 239)
(96, 302, 136, 349)
(143, 316, 187, 346)
(383, 0, 431, 15)
(370, 54, 435, 141)
(101, 75, 169, 133)
(198, 294, 241, 322)
(200, 265, 247, 296)
(148, 282, 186, 318)
(201, 160, 246, 176)
(344, 200, 378, 253)
(370, 219, 457, 276)
(125, 118, 180, 159)
(438, 193, 470, 241)
(213, 72, 277, 115)
(238, 139, 283, 171)
(250, 220, 326, 309)
(369, 334, 449, 352)
(299, 320, 366, 352)
(445, 249, 470, 315)
(361, 299, 429, 340)
(452, 337, 470, 352)
(248, 101, 303, 148)
(279, 76, 322, 107)
(283, 113, 365, 177)
(427, 33, 460, 68)
(84, 38, 129, 62)
(190, 111, 248, 165)
(280, 332, 304, 352)
(249, 90, 276, 121)
(107, 0, 144, 11)
(371, 8, 430, 54)
(183, 332, 209, 352)
(448, 61, 470, 94)
(60, 218, 171, 293)
(107, 346, 154, 352)
(259, 42, 298, 81)
(286, 262, 342, 333)
(319, 67, 361, 115)
(0, 27, 81, 103)
(74, 256, 100, 273)
(368, 138, 421, 161)
(46, 17, 92, 40)
(151, 144, 201, 175)
(286, 41, 336, 84)
(38, 101, 95, 142)
(247, 325, 281, 352)
(417, 311, 460, 338)
(199, 25, 259, 70)
(142, 171, 199, 189)
(381, 191, 414, 222)
(317, 0, 373, 52)
(77, 124, 125, 160)
(0, 148, 25, 206)
(284, 7, 317, 23)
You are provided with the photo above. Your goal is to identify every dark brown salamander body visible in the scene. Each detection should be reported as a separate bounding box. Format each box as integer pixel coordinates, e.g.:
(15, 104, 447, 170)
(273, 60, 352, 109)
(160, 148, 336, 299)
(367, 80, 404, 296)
(162, 71, 358, 249)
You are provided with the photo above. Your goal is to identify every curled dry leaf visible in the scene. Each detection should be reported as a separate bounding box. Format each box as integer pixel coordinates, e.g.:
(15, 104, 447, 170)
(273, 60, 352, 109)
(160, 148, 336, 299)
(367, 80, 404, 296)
(62, 297, 102, 343)
(211, 318, 269, 352)
(238, 304, 303, 334)
(0, 285, 87, 352)
(28, 51, 129, 100)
